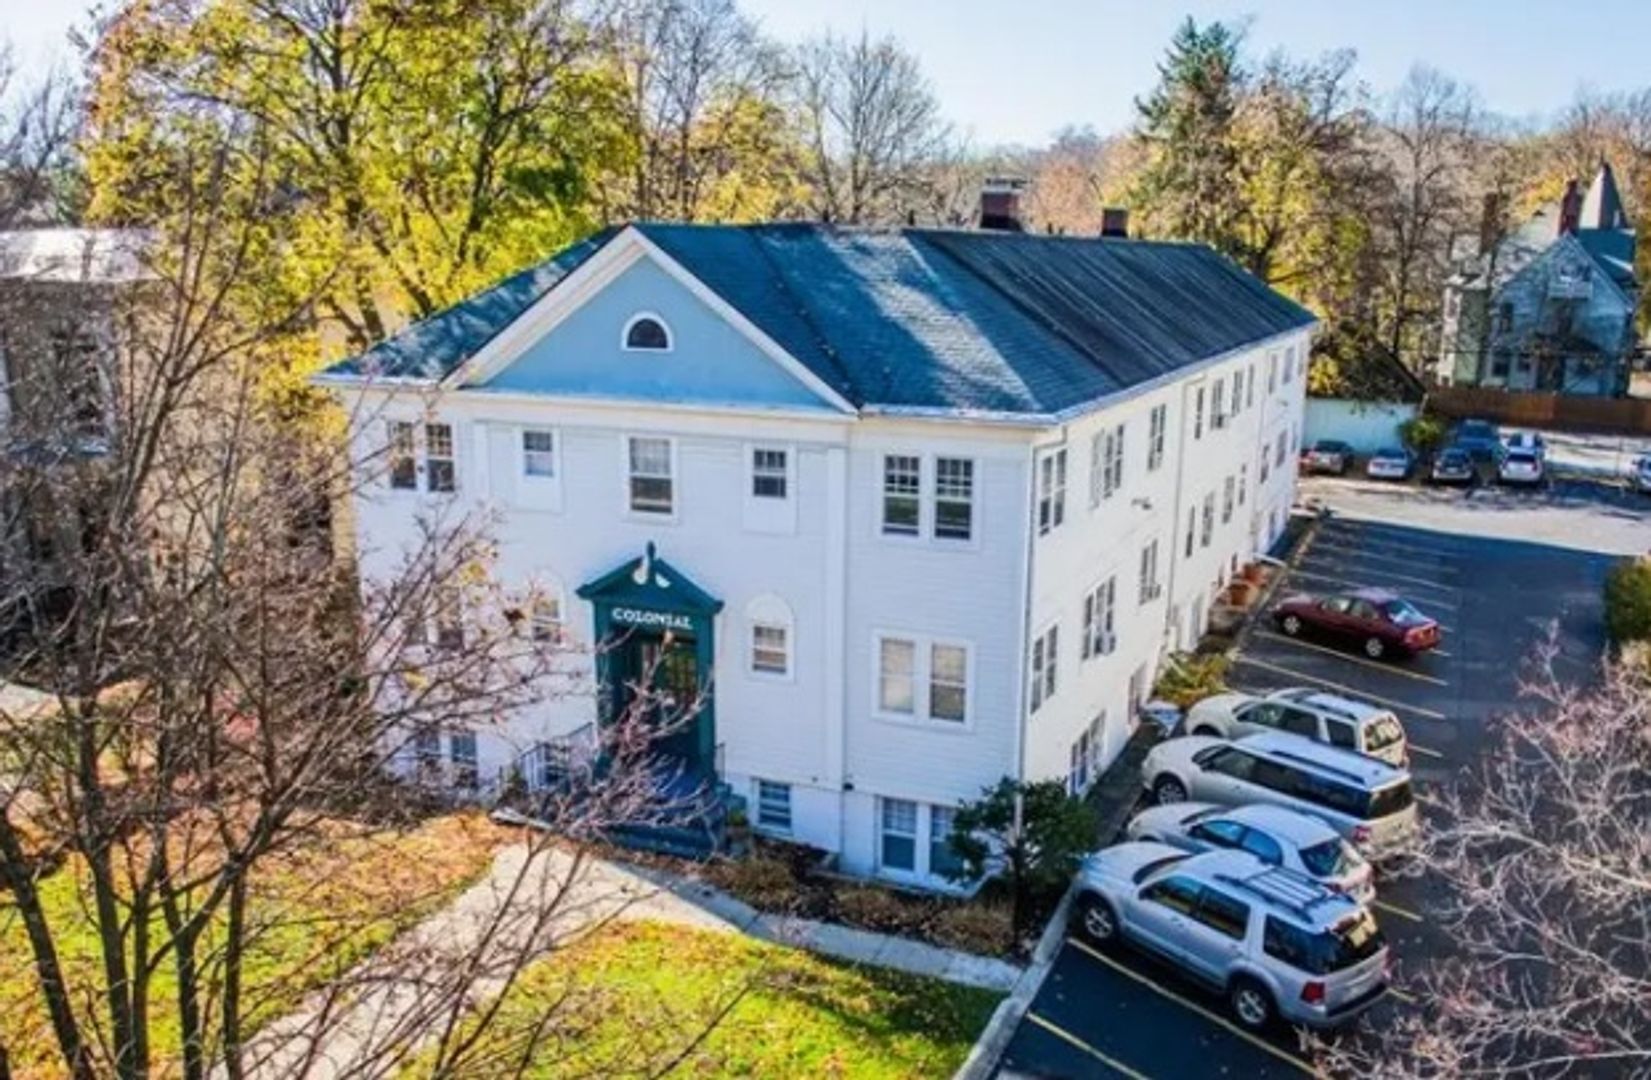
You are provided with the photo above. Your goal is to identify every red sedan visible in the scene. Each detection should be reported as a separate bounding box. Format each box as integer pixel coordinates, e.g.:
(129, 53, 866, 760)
(1272, 587, 1441, 660)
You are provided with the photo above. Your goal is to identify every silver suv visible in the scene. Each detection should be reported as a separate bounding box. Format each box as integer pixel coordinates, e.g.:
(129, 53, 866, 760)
(1125, 802, 1374, 902)
(1072, 843, 1390, 1030)
(1185, 688, 1410, 768)
(1142, 731, 1420, 858)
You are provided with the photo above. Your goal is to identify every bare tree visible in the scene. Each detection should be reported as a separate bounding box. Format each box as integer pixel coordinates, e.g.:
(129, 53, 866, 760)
(793, 29, 950, 225)
(0, 42, 81, 227)
(1317, 652, 1651, 1078)
(0, 118, 731, 1080)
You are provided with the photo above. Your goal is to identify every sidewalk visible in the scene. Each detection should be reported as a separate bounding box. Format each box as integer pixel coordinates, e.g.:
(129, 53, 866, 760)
(240, 836, 1018, 1079)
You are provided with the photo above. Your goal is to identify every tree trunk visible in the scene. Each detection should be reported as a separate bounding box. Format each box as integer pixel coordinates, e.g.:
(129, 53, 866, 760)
(0, 820, 93, 1079)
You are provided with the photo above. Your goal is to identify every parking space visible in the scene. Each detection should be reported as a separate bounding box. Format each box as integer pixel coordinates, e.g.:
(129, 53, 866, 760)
(998, 488, 1630, 1078)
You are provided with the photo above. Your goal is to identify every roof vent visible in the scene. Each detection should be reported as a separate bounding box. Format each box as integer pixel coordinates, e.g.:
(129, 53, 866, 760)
(979, 177, 1027, 232)
(1100, 207, 1130, 239)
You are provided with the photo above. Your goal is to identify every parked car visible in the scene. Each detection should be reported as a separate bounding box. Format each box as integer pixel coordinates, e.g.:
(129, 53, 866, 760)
(1503, 431, 1546, 460)
(1184, 688, 1410, 768)
(1497, 448, 1545, 486)
(1635, 453, 1651, 493)
(1125, 802, 1375, 902)
(1141, 731, 1420, 858)
(1364, 447, 1412, 481)
(1071, 844, 1390, 1030)
(1428, 447, 1476, 486)
(1272, 587, 1441, 659)
(1450, 418, 1503, 462)
(1303, 440, 1355, 476)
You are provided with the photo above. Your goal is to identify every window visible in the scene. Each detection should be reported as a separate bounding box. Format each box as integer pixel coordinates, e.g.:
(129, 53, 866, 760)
(878, 638, 916, 715)
(1268, 352, 1279, 392)
(1283, 346, 1295, 384)
(1211, 379, 1226, 429)
(1037, 449, 1066, 535)
(1196, 889, 1251, 940)
(1240, 829, 1284, 866)
(1247, 363, 1257, 408)
(530, 594, 562, 643)
(882, 455, 921, 536)
(1138, 539, 1161, 603)
(1231, 370, 1244, 416)
(1222, 475, 1235, 524)
(1200, 493, 1215, 548)
(1326, 718, 1359, 750)
(752, 624, 789, 675)
(929, 805, 964, 879)
(1191, 819, 1246, 848)
(1069, 727, 1092, 794)
(388, 421, 417, 490)
(934, 457, 974, 540)
(1185, 507, 1196, 558)
(412, 725, 441, 771)
(1147, 405, 1167, 470)
(623, 314, 671, 351)
(1193, 386, 1206, 439)
(881, 798, 918, 871)
(425, 423, 456, 493)
(1092, 424, 1124, 504)
(449, 730, 478, 789)
(929, 644, 968, 722)
(1238, 464, 1248, 506)
(627, 436, 673, 515)
(1082, 577, 1117, 658)
(522, 429, 556, 478)
(752, 448, 788, 499)
(1260, 449, 1271, 483)
(1143, 876, 1203, 915)
(1280, 707, 1319, 738)
(756, 780, 792, 832)
(1275, 431, 1287, 468)
(1030, 625, 1058, 711)
(432, 588, 464, 651)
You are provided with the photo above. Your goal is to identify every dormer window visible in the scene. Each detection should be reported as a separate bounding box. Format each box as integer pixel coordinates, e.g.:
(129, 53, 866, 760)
(622, 313, 672, 352)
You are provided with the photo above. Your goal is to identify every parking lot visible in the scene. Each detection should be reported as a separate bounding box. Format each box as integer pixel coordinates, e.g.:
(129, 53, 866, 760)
(996, 481, 1635, 1079)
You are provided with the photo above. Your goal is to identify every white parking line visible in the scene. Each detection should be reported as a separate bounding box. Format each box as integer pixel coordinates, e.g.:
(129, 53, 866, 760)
(1373, 900, 1424, 924)
(1408, 743, 1445, 760)
(1388, 986, 1418, 1005)
(1252, 631, 1449, 687)
(1317, 528, 1456, 558)
(1231, 655, 1449, 721)
(1299, 558, 1459, 595)
(1066, 939, 1316, 1075)
(1025, 1011, 1155, 1079)
(1309, 538, 1460, 575)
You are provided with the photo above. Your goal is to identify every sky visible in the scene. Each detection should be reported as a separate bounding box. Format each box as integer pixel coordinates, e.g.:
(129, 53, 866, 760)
(5, 0, 1650, 146)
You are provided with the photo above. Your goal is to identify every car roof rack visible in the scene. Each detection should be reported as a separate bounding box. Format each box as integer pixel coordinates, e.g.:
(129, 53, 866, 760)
(1212, 866, 1343, 922)
(1266, 746, 1374, 784)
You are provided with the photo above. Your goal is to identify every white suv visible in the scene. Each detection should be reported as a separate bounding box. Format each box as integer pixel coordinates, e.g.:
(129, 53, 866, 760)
(1185, 689, 1409, 768)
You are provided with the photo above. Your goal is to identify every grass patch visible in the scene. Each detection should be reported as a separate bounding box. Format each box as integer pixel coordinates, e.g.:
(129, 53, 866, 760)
(424, 921, 1000, 1078)
(0, 812, 504, 1077)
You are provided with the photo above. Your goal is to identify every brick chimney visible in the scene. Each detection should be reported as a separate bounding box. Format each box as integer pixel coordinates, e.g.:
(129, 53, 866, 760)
(1100, 207, 1130, 238)
(979, 177, 1027, 232)
(1557, 179, 1582, 235)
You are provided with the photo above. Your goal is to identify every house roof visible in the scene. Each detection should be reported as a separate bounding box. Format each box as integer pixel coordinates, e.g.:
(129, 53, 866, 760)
(0, 228, 150, 284)
(324, 223, 1315, 418)
(1457, 165, 1638, 295)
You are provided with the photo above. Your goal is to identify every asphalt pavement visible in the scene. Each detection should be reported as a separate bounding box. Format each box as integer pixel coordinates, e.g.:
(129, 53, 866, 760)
(995, 480, 1631, 1080)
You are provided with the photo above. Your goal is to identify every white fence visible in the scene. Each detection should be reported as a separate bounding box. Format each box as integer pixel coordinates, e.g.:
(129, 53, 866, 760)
(1303, 398, 1417, 455)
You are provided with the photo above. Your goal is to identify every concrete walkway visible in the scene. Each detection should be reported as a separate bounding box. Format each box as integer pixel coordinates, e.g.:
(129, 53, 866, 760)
(237, 837, 1019, 1079)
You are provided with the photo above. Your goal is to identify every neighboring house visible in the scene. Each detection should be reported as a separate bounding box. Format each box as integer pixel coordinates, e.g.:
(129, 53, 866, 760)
(319, 203, 1314, 889)
(0, 228, 147, 620)
(1437, 163, 1638, 396)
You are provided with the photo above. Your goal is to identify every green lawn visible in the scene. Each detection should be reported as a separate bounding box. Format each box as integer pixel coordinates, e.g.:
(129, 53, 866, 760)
(423, 921, 1002, 1078)
(0, 813, 503, 1078)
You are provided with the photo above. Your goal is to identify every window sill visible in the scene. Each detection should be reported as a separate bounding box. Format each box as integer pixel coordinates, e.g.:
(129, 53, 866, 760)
(872, 710, 973, 734)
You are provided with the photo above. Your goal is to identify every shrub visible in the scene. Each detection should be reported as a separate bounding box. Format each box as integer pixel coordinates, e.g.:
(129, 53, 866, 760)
(834, 885, 915, 932)
(1604, 556, 1651, 645)
(718, 853, 800, 913)
(1151, 652, 1231, 709)
(928, 902, 1015, 956)
(1399, 413, 1449, 455)
(950, 778, 1098, 935)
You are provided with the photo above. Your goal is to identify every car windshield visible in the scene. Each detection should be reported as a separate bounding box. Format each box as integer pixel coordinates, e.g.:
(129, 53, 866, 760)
(1363, 715, 1406, 751)
(1460, 422, 1495, 440)
(1507, 451, 1538, 465)
(1131, 855, 1187, 885)
(1312, 441, 1343, 453)
(1440, 451, 1469, 466)
(1366, 780, 1415, 819)
(1298, 838, 1358, 878)
(1375, 448, 1406, 460)
(1381, 599, 1430, 627)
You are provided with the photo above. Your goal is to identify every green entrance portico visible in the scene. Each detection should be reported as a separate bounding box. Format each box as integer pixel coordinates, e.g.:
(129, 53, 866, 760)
(577, 543, 723, 779)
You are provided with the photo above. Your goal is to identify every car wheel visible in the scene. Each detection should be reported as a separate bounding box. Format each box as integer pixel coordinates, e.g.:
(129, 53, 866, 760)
(1281, 614, 1303, 637)
(1153, 776, 1188, 805)
(1229, 976, 1275, 1031)
(1073, 893, 1118, 946)
(1364, 636, 1386, 659)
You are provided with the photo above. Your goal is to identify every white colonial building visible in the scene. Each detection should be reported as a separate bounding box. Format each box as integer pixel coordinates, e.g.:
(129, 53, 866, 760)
(320, 218, 1313, 887)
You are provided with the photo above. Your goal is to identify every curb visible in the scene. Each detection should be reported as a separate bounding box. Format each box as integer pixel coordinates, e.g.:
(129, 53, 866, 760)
(1230, 508, 1326, 659)
(953, 885, 1075, 1080)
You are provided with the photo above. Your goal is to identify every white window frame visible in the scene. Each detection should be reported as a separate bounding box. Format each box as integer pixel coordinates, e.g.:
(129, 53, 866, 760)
(625, 434, 676, 518)
(1138, 539, 1161, 604)
(750, 445, 790, 501)
(1193, 386, 1205, 440)
(620, 311, 674, 352)
(423, 422, 456, 494)
(1231, 369, 1244, 417)
(1211, 378, 1227, 429)
(879, 797, 919, 874)
(1147, 404, 1167, 471)
(1082, 576, 1118, 659)
(1238, 464, 1248, 506)
(1222, 475, 1235, 524)
(755, 779, 793, 833)
(529, 588, 564, 644)
(1247, 362, 1257, 408)
(873, 631, 974, 727)
(933, 456, 975, 543)
(521, 427, 557, 479)
(1185, 507, 1197, 558)
(1201, 492, 1215, 548)
(387, 420, 418, 490)
(1029, 623, 1058, 713)
(449, 729, 479, 789)
(1037, 448, 1067, 536)
(751, 622, 790, 678)
(1268, 351, 1279, 393)
(881, 453, 923, 538)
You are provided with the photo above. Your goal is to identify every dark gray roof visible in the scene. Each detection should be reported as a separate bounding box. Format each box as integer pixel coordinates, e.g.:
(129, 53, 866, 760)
(322, 223, 1315, 416)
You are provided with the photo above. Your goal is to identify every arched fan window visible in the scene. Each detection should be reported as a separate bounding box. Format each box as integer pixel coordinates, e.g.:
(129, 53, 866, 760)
(622, 313, 672, 352)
